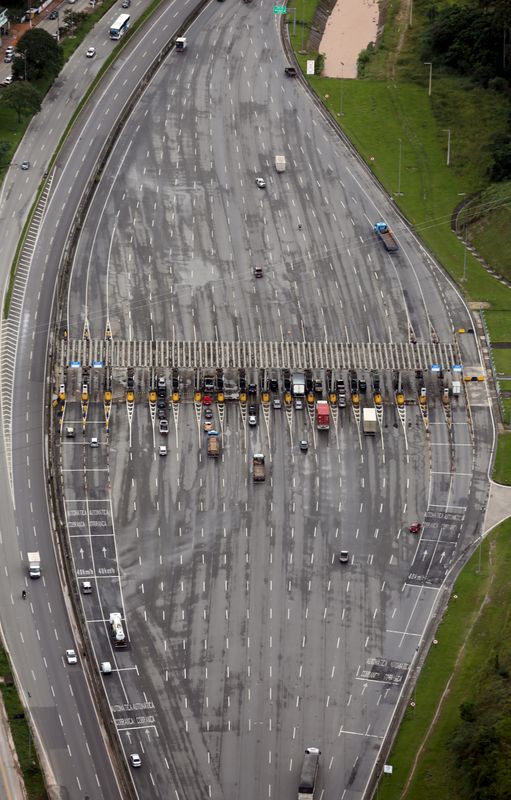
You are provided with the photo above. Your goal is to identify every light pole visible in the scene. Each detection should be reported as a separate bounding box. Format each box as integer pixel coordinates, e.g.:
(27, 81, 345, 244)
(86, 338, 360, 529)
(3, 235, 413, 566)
(300, 0, 305, 53)
(396, 138, 403, 196)
(338, 61, 344, 117)
(462, 224, 468, 282)
(424, 62, 432, 95)
(443, 128, 451, 166)
(288, 7, 296, 36)
(409, 0, 413, 26)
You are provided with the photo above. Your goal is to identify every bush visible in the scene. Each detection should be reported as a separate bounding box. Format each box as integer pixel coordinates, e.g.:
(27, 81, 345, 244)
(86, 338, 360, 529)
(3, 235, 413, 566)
(315, 52, 325, 76)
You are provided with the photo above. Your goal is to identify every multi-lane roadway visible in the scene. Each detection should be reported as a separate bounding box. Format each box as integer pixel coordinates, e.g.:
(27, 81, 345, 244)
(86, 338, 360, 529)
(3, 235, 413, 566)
(1, 0, 493, 799)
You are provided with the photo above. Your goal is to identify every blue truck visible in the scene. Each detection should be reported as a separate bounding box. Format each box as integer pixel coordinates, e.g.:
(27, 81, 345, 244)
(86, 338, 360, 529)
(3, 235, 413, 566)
(374, 221, 399, 252)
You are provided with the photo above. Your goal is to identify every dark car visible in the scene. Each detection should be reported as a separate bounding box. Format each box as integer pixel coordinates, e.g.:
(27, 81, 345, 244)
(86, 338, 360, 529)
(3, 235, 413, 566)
(270, 378, 278, 392)
(157, 397, 166, 409)
(248, 383, 257, 395)
(157, 408, 167, 420)
(285, 66, 297, 77)
(204, 408, 213, 420)
(48, 9, 58, 18)
(359, 378, 367, 393)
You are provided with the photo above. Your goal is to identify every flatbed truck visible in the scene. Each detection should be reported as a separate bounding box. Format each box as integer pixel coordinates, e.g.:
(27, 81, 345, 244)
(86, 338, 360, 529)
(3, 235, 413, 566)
(374, 221, 398, 252)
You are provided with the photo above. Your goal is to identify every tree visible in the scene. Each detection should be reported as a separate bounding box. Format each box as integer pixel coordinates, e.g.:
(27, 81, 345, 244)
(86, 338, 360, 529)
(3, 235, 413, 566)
(63, 9, 87, 32)
(0, 141, 11, 166)
(3, 82, 42, 123)
(12, 28, 64, 83)
(488, 133, 511, 180)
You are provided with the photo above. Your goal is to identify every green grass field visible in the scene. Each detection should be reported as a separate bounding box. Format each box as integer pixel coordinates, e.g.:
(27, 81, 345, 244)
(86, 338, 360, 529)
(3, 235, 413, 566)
(493, 432, 511, 484)
(493, 349, 511, 376)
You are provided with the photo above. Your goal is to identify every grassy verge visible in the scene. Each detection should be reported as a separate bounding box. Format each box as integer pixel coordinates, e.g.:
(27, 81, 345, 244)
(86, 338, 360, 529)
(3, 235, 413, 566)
(493, 433, 511, 484)
(493, 349, 511, 376)
(0, 646, 46, 799)
(376, 517, 511, 800)
(500, 399, 511, 427)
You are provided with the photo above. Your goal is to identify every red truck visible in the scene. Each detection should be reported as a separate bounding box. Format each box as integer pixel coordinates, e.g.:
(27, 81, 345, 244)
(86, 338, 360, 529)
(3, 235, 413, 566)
(316, 400, 330, 430)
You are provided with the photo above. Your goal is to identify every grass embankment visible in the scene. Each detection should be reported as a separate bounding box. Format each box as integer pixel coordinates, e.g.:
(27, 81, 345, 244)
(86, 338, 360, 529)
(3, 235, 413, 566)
(377, 518, 511, 800)
(0, 647, 46, 799)
(288, 0, 511, 379)
(493, 433, 511, 484)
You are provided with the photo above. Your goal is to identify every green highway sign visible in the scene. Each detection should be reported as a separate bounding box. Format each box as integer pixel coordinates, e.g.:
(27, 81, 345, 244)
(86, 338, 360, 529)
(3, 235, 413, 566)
(274, 5, 286, 13)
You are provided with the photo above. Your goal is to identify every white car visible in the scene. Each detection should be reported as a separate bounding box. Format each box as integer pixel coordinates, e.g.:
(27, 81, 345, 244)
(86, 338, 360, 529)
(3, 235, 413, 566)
(86, 47, 96, 58)
(159, 444, 167, 456)
(2, 75, 13, 86)
(65, 649, 78, 665)
(90, 437, 99, 447)
(255, 177, 266, 188)
(21, 160, 30, 170)
(129, 753, 142, 768)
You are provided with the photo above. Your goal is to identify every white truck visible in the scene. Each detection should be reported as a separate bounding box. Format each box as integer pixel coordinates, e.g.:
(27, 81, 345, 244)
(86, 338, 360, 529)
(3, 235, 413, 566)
(275, 155, 286, 173)
(292, 371, 306, 397)
(27, 551, 41, 579)
(362, 407, 377, 434)
(109, 612, 126, 646)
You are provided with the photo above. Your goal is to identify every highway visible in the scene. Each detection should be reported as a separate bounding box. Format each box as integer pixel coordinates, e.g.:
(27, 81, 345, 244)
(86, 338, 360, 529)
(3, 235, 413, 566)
(0, 0, 493, 799)
(0, 0, 209, 798)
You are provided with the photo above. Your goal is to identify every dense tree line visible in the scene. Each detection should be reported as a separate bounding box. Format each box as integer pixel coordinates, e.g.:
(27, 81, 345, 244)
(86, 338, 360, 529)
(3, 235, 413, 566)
(450, 650, 511, 799)
(421, 0, 511, 86)
(420, 0, 511, 180)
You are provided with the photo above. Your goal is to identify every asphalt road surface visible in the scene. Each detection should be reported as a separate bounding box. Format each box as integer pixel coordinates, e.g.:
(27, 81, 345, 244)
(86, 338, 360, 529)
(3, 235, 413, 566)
(2, 1, 493, 800)
(0, 0, 207, 798)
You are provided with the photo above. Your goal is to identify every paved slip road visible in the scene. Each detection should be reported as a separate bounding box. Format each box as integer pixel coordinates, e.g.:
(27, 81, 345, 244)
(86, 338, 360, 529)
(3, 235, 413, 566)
(5, 4, 494, 800)
(0, 0, 205, 798)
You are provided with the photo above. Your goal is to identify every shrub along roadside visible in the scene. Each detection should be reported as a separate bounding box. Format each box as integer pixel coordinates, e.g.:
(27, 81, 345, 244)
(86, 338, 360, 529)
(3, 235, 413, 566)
(0, 646, 46, 799)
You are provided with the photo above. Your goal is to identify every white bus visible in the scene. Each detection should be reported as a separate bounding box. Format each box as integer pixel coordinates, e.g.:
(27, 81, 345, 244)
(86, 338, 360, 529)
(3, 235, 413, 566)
(109, 13, 130, 40)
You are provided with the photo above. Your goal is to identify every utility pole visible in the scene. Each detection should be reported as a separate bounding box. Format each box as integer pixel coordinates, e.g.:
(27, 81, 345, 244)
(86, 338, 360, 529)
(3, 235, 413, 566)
(396, 138, 403, 196)
(443, 128, 451, 166)
(424, 61, 432, 96)
(339, 61, 344, 116)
